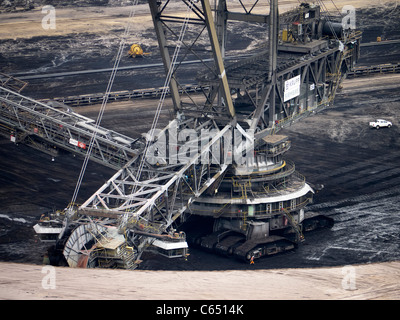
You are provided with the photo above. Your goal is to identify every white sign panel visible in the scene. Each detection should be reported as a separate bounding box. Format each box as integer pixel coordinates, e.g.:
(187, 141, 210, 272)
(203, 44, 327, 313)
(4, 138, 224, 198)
(69, 138, 78, 146)
(284, 75, 301, 102)
(69, 138, 86, 149)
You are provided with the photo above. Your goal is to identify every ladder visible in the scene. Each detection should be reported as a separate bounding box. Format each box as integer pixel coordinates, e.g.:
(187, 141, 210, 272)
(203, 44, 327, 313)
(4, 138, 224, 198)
(232, 178, 251, 230)
(281, 207, 304, 242)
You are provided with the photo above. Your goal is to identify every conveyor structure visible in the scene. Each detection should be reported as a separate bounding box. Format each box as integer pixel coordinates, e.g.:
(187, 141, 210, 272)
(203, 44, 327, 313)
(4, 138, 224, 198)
(0, 86, 142, 169)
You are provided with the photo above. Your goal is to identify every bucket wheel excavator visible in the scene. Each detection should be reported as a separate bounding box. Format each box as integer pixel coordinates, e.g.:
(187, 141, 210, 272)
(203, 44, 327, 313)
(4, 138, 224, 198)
(27, 0, 360, 268)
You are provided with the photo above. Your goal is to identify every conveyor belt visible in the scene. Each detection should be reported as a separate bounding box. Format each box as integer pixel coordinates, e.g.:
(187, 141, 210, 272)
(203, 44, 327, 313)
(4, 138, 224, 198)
(347, 63, 400, 78)
(0, 85, 142, 169)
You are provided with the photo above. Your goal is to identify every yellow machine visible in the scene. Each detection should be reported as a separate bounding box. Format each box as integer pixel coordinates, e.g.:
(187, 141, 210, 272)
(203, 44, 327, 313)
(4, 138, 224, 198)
(128, 44, 150, 58)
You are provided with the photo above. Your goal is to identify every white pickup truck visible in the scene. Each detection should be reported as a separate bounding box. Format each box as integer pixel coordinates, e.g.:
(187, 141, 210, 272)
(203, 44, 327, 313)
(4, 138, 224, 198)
(369, 119, 392, 129)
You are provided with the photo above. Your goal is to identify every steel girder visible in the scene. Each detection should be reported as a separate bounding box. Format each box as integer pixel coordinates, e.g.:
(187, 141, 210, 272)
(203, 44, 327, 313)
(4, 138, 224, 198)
(147, 1, 361, 136)
(78, 118, 235, 231)
(0, 86, 142, 169)
(73, 116, 241, 268)
(146, 0, 274, 122)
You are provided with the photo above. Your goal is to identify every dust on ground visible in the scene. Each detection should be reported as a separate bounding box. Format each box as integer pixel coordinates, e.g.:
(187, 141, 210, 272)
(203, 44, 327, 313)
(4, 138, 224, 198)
(1, 260, 399, 299)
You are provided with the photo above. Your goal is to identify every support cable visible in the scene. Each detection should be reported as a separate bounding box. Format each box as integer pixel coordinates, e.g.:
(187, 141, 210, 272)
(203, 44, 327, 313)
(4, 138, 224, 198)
(69, 0, 139, 208)
(134, 1, 194, 186)
(121, 0, 196, 227)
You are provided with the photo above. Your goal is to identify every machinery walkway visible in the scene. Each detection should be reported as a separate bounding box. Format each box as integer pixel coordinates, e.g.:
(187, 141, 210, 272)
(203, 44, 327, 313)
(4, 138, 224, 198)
(0, 85, 142, 169)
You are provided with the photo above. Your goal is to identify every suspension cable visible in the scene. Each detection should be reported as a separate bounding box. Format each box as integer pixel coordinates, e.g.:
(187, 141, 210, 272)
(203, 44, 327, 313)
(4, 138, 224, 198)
(69, 0, 139, 208)
(317, 0, 341, 42)
(120, 0, 196, 224)
(134, 1, 194, 183)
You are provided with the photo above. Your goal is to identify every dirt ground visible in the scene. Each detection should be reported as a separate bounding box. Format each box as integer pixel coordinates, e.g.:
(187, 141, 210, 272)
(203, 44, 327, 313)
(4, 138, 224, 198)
(1, 260, 399, 300)
(0, 0, 386, 40)
(1, 0, 400, 300)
